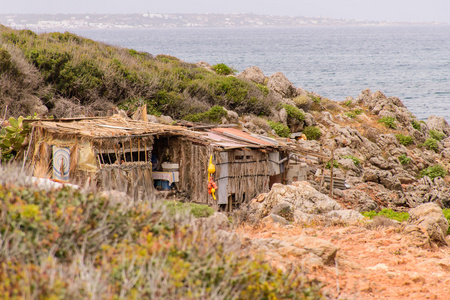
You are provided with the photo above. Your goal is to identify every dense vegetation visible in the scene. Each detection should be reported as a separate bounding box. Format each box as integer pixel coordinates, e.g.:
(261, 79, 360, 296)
(0, 165, 323, 299)
(0, 26, 277, 120)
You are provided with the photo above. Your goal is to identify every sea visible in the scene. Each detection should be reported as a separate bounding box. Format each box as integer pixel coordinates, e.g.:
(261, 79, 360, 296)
(69, 26, 450, 121)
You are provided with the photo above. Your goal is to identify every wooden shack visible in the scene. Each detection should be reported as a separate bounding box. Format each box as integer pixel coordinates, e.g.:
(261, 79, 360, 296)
(26, 115, 317, 207)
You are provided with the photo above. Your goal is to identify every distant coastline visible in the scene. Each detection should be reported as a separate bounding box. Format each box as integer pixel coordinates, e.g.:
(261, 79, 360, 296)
(0, 13, 447, 31)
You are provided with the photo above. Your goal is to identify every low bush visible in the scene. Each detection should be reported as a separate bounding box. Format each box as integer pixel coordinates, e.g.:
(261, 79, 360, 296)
(378, 116, 397, 129)
(395, 134, 414, 146)
(342, 155, 360, 166)
(303, 126, 322, 140)
(362, 209, 409, 222)
(0, 165, 324, 299)
(164, 201, 215, 218)
(420, 164, 447, 180)
(325, 159, 339, 169)
(443, 209, 450, 235)
(429, 130, 446, 141)
(398, 154, 411, 165)
(211, 63, 236, 75)
(422, 138, 439, 152)
(184, 105, 227, 124)
(293, 95, 312, 109)
(284, 104, 305, 122)
(411, 120, 421, 131)
(268, 121, 291, 137)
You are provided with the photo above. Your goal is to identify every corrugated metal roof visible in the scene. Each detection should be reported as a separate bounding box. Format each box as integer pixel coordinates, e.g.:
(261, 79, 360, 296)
(203, 131, 254, 148)
(210, 128, 276, 146)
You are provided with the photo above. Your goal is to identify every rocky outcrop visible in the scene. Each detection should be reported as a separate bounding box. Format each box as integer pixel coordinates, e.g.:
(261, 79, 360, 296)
(266, 72, 299, 99)
(249, 181, 366, 226)
(249, 235, 338, 267)
(237, 66, 267, 85)
(426, 115, 450, 136)
(405, 203, 449, 247)
(254, 181, 342, 218)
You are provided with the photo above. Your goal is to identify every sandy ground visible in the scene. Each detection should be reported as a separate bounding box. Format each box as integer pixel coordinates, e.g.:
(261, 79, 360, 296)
(237, 224, 450, 300)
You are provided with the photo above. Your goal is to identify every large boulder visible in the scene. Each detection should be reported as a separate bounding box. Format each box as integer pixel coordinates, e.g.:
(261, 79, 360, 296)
(288, 236, 338, 265)
(406, 203, 449, 247)
(267, 72, 298, 98)
(255, 181, 342, 219)
(250, 235, 338, 267)
(325, 209, 365, 223)
(237, 66, 267, 85)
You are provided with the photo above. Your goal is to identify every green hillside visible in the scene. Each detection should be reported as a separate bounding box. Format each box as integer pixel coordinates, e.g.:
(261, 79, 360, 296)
(0, 26, 277, 119)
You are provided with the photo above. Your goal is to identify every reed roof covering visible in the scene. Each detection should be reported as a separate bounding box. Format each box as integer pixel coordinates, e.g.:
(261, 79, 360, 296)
(30, 115, 201, 139)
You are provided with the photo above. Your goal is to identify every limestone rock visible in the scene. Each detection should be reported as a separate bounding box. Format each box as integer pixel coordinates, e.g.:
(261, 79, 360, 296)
(256, 181, 341, 219)
(342, 189, 379, 212)
(426, 115, 450, 136)
(407, 203, 449, 247)
(325, 209, 365, 223)
(267, 72, 298, 98)
(289, 236, 338, 265)
(196, 212, 230, 230)
(262, 214, 290, 226)
(237, 66, 267, 85)
(157, 115, 174, 125)
(225, 109, 239, 123)
(270, 201, 294, 221)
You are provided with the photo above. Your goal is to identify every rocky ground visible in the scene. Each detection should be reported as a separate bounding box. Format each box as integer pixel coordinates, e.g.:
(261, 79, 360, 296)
(238, 222, 450, 300)
(200, 179, 450, 299)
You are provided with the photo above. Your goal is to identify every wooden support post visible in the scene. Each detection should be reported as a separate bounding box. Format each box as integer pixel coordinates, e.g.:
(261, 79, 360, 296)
(113, 144, 119, 164)
(122, 142, 126, 163)
(138, 139, 141, 161)
(144, 142, 148, 163)
(319, 165, 326, 193)
(129, 138, 133, 162)
(329, 149, 334, 198)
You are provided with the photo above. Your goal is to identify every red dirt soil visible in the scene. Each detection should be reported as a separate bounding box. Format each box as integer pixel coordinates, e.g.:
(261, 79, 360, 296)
(237, 224, 450, 300)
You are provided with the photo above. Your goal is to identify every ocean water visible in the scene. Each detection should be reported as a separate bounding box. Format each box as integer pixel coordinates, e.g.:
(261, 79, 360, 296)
(70, 26, 450, 121)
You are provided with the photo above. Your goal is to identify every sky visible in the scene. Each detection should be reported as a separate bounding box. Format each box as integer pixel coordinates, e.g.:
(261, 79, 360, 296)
(1, 0, 449, 23)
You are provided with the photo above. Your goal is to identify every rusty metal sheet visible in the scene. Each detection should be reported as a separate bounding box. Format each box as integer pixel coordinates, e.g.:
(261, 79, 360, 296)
(211, 128, 275, 146)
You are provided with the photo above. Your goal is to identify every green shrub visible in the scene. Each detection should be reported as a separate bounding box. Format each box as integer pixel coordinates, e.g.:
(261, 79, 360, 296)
(0, 115, 36, 162)
(411, 120, 421, 131)
(268, 121, 291, 137)
(395, 134, 414, 146)
(429, 130, 446, 141)
(420, 164, 447, 180)
(343, 100, 352, 106)
(326, 159, 339, 169)
(256, 83, 269, 96)
(378, 116, 397, 129)
(422, 138, 439, 152)
(284, 104, 305, 122)
(293, 95, 312, 108)
(345, 112, 356, 119)
(164, 201, 215, 218)
(184, 105, 227, 124)
(303, 126, 322, 140)
(398, 154, 411, 165)
(342, 155, 360, 166)
(362, 209, 409, 222)
(443, 209, 450, 235)
(211, 63, 236, 75)
(309, 94, 321, 104)
(0, 165, 324, 299)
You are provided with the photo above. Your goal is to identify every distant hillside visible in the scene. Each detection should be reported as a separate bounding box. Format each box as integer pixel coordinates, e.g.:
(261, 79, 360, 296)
(0, 13, 431, 31)
(0, 25, 277, 119)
